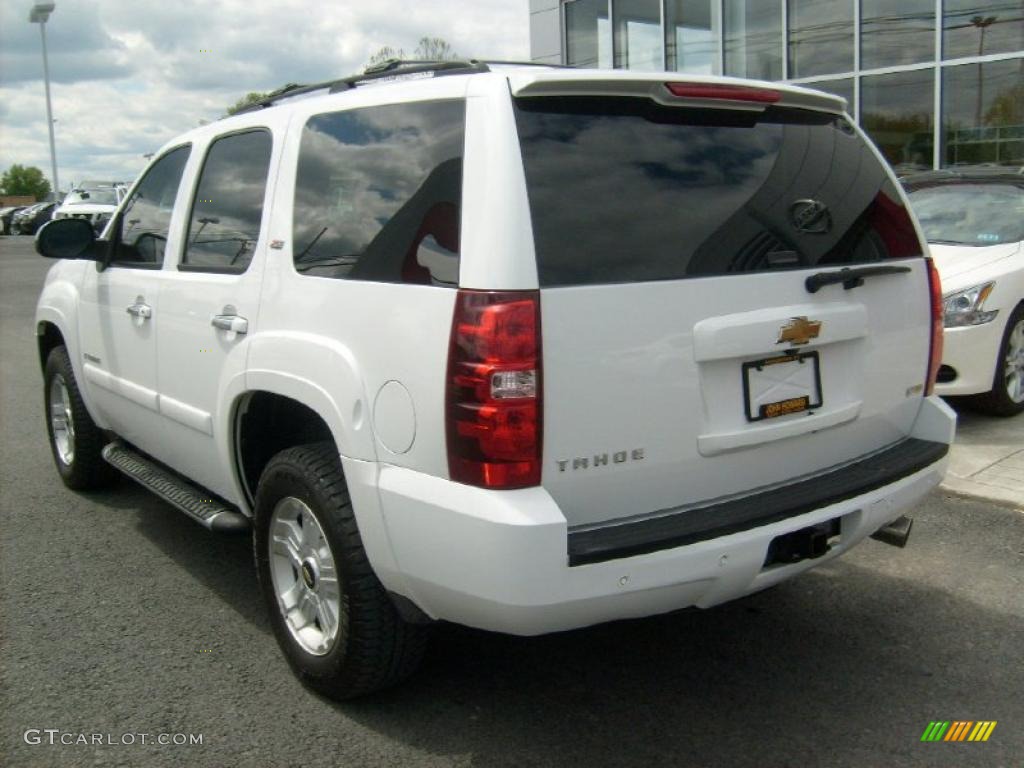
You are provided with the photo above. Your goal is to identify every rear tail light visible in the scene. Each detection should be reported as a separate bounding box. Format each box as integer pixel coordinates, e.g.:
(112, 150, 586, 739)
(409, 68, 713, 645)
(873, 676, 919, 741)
(665, 82, 782, 103)
(868, 191, 922, 259)
(925, 258, 944, 396)
(446, 290, 542, 489)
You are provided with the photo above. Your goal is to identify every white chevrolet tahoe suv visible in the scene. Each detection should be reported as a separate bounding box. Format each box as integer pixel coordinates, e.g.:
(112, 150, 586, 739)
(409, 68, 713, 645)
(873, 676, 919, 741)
(35, 61, 955, 699)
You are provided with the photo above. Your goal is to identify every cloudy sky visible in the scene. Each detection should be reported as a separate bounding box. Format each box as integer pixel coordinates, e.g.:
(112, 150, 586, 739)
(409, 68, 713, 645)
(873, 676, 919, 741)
(0, 0, 529, 191)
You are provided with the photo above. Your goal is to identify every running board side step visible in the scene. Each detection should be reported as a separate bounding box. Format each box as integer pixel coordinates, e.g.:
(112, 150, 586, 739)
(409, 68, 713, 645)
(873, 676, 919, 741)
(102, 441, 250, 533)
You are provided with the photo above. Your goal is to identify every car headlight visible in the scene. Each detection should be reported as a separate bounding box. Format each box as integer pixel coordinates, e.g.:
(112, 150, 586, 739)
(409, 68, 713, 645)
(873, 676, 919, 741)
(943, 282, 998, 328)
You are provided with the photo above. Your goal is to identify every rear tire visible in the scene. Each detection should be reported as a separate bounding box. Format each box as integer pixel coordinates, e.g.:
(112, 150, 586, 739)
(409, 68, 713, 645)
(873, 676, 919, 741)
(43, 345, 119, 490)
(970, 304, 1024, 417)
(253, 442, 429, 699)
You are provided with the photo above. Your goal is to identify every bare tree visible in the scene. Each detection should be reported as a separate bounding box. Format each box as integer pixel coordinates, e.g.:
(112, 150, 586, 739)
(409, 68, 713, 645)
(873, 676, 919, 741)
(365, 37, 459, 71)
(366, 45, 406, 68)
(414, 37, 458, 61)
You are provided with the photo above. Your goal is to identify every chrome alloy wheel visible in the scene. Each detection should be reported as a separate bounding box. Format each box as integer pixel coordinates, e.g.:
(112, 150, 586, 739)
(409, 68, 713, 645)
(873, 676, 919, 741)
(1006, 318, 1024, 404)
(268, 497, 341, 656)
(48, 374, 75, 465)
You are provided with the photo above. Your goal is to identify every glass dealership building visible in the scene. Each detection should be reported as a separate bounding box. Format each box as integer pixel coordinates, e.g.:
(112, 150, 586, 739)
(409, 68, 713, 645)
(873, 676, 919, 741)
(529, 1, 1024, 171)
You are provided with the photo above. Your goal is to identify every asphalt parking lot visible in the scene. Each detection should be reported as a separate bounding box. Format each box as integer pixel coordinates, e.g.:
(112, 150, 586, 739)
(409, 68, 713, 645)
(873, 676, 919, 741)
(1, 235, 1022, 767)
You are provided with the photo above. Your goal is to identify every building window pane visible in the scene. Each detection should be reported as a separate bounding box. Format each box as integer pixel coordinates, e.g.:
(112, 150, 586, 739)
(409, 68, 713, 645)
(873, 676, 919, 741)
(666, 1, 715, 73)
(943, 1, 1024, 59)
(861, 69, 935, 173)
(788, 0, 854, 78)
(724, 0, 783, 80)
(566, 0, 611, 68)
(613, 0, 662, 70)
(943, 58, 1024, 166)
(861, 0, 935, 69)
(804, 78, 854, 111)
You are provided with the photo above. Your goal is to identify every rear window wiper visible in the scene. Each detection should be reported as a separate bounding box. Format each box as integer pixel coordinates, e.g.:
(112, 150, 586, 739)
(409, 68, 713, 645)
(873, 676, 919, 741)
(805, 265, 912, 293)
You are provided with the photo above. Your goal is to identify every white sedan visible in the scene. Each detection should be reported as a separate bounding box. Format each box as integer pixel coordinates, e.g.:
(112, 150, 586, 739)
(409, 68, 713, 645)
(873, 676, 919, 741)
(905, 167, 1024, 416)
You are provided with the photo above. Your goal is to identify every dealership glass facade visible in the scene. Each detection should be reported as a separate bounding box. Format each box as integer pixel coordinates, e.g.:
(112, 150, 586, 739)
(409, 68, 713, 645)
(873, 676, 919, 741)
(537, 0, 1024, 170)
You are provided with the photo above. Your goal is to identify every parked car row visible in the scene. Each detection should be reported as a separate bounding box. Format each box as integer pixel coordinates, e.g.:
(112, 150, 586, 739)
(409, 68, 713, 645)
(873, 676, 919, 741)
(2, 183, 127, 237)
(0, 205, 28, 235)
(8, 202, 56, 236)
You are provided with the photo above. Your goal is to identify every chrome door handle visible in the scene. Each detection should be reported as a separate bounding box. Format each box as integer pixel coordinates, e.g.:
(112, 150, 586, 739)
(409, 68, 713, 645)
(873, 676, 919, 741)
(126, 301, 152, 319)
(211, 306, 248, 334)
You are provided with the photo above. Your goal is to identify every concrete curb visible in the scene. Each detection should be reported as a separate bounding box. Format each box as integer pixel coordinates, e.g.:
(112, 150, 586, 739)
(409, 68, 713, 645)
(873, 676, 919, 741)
(939, 403, 1024, 511)
(940, 476, 1024, 511)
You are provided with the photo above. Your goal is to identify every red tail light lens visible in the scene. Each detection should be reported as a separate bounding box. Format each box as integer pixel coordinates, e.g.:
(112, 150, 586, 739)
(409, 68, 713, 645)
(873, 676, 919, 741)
(868, 190, 923, 259)
(446, 290, 542, 489)
(925, 257, 944, 396)
(665, 83, 781, 103)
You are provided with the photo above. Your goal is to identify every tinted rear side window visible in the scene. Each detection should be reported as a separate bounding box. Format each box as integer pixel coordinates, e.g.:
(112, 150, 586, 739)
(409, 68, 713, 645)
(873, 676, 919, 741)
(293, 100, 465, 285)
(514, 97, 921, 287)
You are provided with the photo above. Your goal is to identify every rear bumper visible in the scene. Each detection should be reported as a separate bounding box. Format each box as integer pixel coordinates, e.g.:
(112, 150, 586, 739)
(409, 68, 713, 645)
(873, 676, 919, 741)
(568, 437, 947, 566)
(373, 397, 955, 636)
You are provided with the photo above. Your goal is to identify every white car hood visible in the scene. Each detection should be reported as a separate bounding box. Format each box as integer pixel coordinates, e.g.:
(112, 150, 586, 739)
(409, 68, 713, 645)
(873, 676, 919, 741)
(57, 203, 116, 216)
(928, 242, 1021, 282)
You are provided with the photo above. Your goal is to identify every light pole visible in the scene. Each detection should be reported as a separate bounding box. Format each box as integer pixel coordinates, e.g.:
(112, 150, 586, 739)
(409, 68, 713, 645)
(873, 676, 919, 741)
(29, 2, 59, 203)
(970, 15, 997, 130)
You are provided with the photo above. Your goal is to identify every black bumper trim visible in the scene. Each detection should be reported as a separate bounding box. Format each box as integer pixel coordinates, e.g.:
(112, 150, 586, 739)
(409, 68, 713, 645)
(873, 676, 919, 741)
(567, 438, 947, 566)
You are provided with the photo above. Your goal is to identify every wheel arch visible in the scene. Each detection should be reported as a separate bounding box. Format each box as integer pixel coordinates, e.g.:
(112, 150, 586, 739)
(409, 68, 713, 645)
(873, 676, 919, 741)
(35, 266, 83, 372)
(227, 369, 377, 507)
(36, 319, 66, 371)
(230, 386, 404, 594)
(232, 390, 334, 508)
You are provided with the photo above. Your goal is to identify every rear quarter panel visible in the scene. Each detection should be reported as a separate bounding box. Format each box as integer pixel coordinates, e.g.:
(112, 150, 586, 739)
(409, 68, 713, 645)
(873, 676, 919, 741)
(250, 85, 470, 476)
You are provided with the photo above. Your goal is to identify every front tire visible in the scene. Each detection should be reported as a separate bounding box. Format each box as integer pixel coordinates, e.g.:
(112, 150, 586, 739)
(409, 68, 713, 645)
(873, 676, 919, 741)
(971, 304, 1024, 416)
(253, 442, 429, 699)
(43, 346, 118, 490)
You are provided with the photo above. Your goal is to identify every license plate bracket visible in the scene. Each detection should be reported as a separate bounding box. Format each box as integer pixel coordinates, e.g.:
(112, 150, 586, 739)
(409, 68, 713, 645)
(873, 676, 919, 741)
(742, 351, 823, 422)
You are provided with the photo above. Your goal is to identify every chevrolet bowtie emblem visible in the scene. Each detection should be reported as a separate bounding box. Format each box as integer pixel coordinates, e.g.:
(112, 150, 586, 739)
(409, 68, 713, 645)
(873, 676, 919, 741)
(777, 316, 822, 346)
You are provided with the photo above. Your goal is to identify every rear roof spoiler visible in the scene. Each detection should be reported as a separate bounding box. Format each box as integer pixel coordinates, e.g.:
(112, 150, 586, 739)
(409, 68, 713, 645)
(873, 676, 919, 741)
(507, 73, 846, 115)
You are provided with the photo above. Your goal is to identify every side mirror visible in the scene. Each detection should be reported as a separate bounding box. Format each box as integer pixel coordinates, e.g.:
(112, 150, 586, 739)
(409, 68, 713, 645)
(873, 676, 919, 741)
(36, 218, 99, 261)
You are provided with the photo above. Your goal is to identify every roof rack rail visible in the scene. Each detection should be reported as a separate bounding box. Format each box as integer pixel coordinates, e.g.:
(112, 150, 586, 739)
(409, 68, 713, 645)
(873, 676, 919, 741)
(333, 59, 491, 92)
(479, 59, 572, 69)
(230, 60, 489, 116)
(227, 59, 567, 117)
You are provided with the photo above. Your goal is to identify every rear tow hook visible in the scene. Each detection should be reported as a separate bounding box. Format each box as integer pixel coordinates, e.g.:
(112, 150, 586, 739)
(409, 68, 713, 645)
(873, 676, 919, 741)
(870, 515, 913, 548)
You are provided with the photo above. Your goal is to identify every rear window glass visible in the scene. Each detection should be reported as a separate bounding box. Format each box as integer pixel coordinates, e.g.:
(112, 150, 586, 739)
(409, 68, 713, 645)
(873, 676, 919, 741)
(907, 182, 1024, 246)
(514, 97, 921, 287)
(293, 100, 465, 285)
